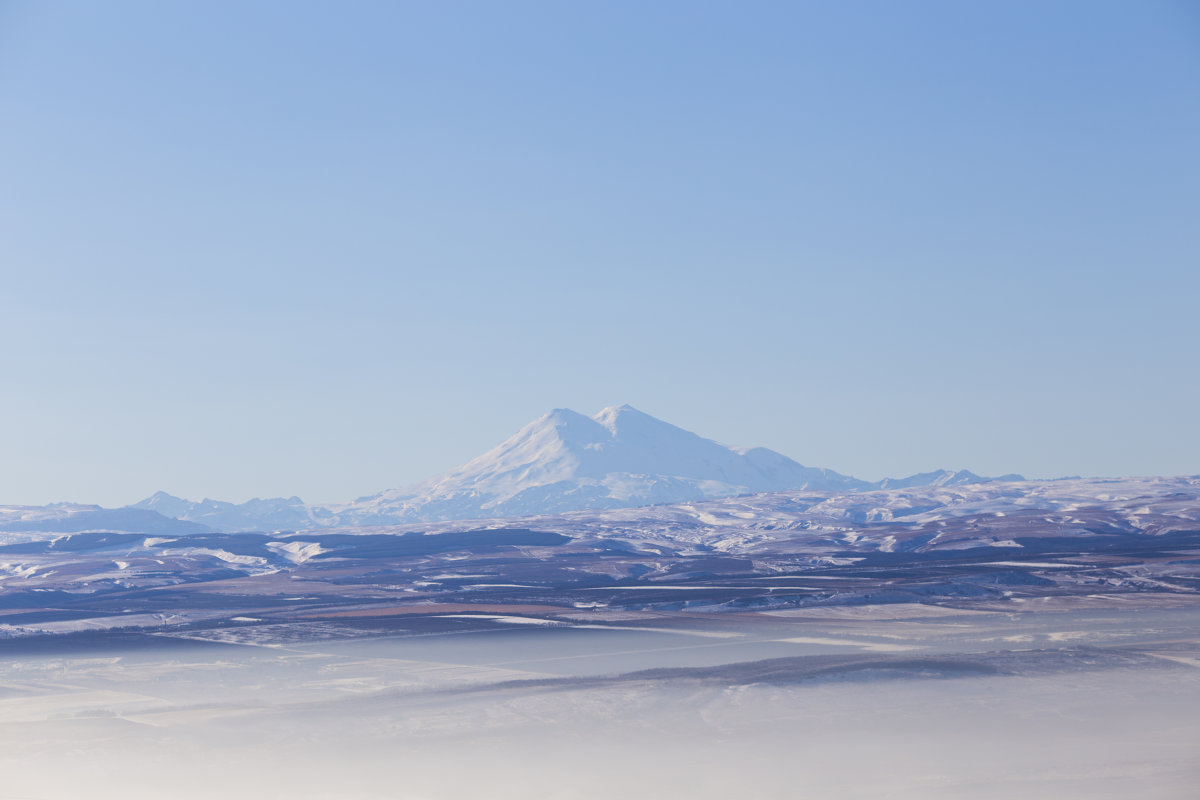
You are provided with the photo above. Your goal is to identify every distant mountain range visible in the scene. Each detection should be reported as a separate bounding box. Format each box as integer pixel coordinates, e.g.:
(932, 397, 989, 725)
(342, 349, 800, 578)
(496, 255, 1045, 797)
(117, 405, 1021, 532)
(0, 504, 210, 535)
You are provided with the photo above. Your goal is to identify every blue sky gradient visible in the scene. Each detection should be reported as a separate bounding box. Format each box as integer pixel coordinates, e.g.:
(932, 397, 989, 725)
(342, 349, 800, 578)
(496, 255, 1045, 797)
(2, 1, 1198, 505)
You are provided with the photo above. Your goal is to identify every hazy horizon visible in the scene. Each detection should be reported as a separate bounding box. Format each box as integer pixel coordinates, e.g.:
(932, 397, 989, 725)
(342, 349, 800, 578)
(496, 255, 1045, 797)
(13, 402, 1188, 509)
(3, 1, 1198, 506)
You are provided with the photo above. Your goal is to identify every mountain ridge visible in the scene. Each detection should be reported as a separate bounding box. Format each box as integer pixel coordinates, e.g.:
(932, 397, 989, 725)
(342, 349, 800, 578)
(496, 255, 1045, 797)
(121, 405, 1022, 531)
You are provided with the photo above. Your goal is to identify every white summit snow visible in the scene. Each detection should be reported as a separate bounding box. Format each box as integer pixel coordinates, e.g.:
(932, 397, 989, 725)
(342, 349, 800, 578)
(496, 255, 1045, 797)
(339, 405, 868, 523)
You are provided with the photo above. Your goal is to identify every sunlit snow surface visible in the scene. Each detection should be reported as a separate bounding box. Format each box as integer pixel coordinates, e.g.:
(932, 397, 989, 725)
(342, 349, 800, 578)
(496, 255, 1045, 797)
(0, 476, 1198, 636)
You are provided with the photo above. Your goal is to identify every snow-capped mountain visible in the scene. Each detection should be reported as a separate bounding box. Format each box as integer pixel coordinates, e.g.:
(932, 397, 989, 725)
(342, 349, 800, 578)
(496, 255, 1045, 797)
(345, 404, 870, 523)
(875, 468, 1024, 490)
(121, 405, 1021, 532)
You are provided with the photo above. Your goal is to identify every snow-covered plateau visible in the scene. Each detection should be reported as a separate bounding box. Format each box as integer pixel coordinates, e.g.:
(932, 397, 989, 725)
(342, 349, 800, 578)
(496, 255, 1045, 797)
(0, 474, 1195, 635)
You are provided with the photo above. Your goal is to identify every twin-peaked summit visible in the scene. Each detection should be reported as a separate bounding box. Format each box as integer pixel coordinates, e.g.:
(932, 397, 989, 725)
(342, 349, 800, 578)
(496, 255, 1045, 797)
(352, 404, 866, 522)
(130, 405, 1021, 531)
(427, 404, 864, 493)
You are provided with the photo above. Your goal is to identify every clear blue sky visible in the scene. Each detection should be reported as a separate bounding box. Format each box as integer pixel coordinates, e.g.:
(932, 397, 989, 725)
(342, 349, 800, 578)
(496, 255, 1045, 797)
(1, 1, 1197, 506)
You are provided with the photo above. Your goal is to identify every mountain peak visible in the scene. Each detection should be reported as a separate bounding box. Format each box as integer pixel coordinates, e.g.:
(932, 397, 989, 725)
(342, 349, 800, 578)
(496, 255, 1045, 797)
(131, 491, 194, 517)
(594, 402, 639, 417)
(592, 404, 679, 437)
(516, 407, 609, 449)
(544, 407, 591, 420)
(118, 406, 1014, 531)
(538, 407, 598, 429)
(356, 405, 870, 522)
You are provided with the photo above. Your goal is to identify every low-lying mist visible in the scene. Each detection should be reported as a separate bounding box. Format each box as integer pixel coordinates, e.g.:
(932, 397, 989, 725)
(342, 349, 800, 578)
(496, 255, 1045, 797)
(1, 605, 1197, 799)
